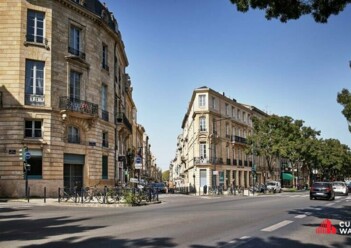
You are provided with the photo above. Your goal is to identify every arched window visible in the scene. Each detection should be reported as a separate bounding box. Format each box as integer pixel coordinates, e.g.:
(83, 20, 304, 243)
(68, 126, 80, 144)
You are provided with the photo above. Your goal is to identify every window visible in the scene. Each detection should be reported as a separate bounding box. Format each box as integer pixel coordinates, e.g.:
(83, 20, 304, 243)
(211, 96, 216, 109)
(70, 71, 81, 100)
(102, 132, 108, 147)
(25, 120, 42, 138)
(243, 112, 246, 123)
(102, 155, 108, 179)
(102, 44, 109, 71)
(199, 117, 206, 131)
(237, 109, 240, 120)
(68, 126, 80, 144)
(101, 84, 108, 121)
(198, 94, 206, 107)
(25, 60, 44, 105)
(200, 143, 206, 159)
(27, 150, 42, 179)
(232, 107, 235, 118)
(225, 104, 230, 116)
(69, 25, 84, 58)
(27, 10, 44, 43)
(226, 124, 230, 136)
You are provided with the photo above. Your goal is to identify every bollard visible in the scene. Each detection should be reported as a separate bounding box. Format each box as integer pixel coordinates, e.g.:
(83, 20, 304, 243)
(81, 188, 84, 204)
(156, 190, 159, 201)
(103, 186, 107, 204)
(58, 188, 61, 203)
(44, 187, 46, 203)
(27, 187, 30, 203)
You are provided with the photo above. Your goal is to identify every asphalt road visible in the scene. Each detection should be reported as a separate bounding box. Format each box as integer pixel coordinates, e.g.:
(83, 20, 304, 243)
(1, 192, 350, 247)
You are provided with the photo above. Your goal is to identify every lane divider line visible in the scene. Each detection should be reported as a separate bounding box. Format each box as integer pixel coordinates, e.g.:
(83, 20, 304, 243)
(295, 214, 307, 219)
(261, 220, 294, 232)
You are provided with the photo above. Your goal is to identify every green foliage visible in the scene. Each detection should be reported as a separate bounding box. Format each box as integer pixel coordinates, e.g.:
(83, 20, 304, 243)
(162, 170, 170, 182)
(248, 114, 351, 180)
(337, 88, 351, 132)
(229, 0, 350, 23)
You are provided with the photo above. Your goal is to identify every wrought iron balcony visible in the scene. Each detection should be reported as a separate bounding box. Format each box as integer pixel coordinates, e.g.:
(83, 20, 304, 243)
(209, 157, 223, 165)
(68, 46, 86, 60)
(59, 97, 98, 116)
(116, 112, 132, 133)
(233, 135, 247, 144)
(194, 157, 211, 165)
(25, 94, 45, 106)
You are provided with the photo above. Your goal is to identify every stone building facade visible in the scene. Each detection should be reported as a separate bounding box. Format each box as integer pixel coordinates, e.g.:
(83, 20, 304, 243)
(0, 0, 154, 197)
(170, 86, 279, 193)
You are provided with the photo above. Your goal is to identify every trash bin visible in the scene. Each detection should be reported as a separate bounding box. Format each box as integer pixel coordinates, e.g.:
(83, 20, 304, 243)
(203, 185, 207, 194)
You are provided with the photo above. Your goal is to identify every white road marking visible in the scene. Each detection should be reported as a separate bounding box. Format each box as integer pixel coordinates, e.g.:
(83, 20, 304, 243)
(261, 220, 294, 232)
(239, 236, 251, 240)
(305, 212, 312, 215)
(314, 208, 322, 211)
(325, 203, 335, 206)
(295, 214, 307, 219)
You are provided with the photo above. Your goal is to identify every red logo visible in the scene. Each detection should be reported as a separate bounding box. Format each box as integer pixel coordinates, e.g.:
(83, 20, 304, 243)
(316, 219, 337, 234)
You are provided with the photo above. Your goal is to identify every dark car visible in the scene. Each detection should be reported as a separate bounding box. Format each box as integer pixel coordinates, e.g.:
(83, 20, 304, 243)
(348, 182, 351, 192)
(310, 182, 335, 200)
(151, 183, 167, 193)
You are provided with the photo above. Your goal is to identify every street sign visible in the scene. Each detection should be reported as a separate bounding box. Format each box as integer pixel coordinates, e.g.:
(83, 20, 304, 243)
(135, 156, 142, 164)
(25, 152, 31, 160)
(135, 155, 142, 169)
(130, 178, 139, 183)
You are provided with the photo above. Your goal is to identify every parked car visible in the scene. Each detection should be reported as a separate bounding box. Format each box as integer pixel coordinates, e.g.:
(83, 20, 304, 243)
(332, 181, 349, 196)
(266, 181, 281, 193)
(151, 182, 167, 193)
(310, 182, 335, 200)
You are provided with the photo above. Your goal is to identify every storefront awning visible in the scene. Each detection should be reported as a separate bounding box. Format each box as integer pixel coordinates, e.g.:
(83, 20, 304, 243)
(282, 173, 293, 180)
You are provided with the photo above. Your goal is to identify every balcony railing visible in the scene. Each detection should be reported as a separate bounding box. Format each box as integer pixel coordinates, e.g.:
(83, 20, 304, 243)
(232, 135, 247, 144)
(116, 112, 132, 133)
(194, 157, 211, 165)
(59, 97, 98, 116)
(101, 110, 109, 122)
(25, 94, 45, 106)
(68, 46, 86, 60)
(26, 34, 48, 46)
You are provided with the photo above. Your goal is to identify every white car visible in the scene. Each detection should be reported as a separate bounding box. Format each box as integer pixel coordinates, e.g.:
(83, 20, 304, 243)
(332, 181, 348, 196)
(266, 181, 282, 193)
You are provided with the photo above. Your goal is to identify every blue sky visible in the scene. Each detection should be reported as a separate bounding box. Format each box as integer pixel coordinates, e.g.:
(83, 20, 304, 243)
(104, 0, 351, 171)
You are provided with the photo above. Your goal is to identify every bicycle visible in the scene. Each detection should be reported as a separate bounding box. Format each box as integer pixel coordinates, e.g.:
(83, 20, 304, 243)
(60, 186, 81, 203)
(82, 185, 104, 203)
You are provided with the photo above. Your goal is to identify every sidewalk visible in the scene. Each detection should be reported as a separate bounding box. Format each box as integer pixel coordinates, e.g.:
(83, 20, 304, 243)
(0, 197, 161, 207)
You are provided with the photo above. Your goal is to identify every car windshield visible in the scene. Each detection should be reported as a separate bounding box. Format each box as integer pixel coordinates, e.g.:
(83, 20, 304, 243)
(313, 183, 330, 187)
(333, 182, 345, 186)
(267, 182, 276, 186)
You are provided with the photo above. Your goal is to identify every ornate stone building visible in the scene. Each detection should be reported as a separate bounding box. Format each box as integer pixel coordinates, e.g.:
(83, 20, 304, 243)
(170, 86, 277, 192)
(0, 0, 153, 197)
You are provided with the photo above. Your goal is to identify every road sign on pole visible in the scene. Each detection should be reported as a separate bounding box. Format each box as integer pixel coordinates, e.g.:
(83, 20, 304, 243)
(25, 152, 31, 160)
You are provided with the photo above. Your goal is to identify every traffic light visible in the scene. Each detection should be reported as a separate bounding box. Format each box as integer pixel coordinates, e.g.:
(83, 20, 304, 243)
(19, 146, 28, 162)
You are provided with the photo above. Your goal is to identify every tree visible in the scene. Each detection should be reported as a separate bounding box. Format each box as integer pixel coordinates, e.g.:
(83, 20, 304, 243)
(337, 88, 351, 132)
(247, 115, 296, 178)
(229, 0, 351, 23)
(162, 170, 170, 182)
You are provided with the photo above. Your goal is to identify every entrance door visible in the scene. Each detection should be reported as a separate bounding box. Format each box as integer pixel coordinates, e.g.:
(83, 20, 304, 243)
(64, 164, 83, 189)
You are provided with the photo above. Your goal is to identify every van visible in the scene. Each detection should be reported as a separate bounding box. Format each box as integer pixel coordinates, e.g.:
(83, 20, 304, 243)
(266, 181, 281, 193)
